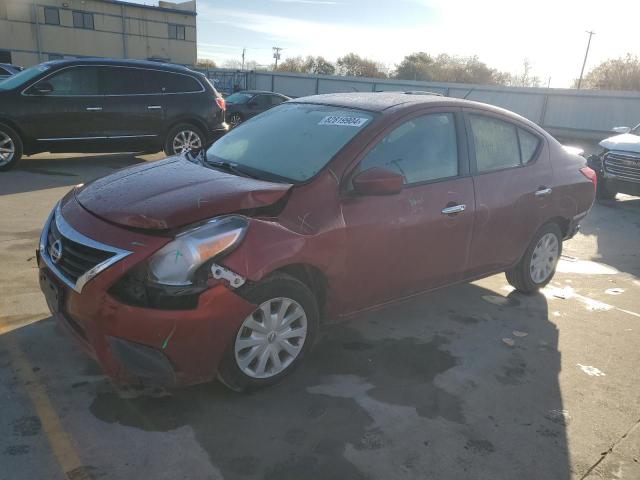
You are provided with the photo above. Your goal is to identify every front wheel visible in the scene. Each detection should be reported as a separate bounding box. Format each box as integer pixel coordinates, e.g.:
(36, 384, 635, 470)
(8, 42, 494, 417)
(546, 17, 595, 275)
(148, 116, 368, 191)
(0, 124, 23, 172)
(163, 123, 205, 157)
(506, 223, 563, 294)
(217, 273, 319, 392)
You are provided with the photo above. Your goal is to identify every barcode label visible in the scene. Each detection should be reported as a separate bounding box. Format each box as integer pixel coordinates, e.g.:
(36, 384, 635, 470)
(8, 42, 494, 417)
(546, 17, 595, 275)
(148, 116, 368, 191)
(318, 116, 369, 127)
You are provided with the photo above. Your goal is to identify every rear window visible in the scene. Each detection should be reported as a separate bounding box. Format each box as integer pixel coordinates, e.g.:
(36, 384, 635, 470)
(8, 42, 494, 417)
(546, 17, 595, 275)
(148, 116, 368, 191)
(207, 103, 373, 182)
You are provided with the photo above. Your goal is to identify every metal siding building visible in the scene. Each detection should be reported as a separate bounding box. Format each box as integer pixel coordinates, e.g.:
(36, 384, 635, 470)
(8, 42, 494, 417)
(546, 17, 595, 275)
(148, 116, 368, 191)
(0, 0, 197, 67)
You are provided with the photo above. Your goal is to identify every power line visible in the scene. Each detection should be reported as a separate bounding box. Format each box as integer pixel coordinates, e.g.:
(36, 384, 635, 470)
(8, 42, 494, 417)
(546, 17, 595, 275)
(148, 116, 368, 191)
(577, 30, 595, 89)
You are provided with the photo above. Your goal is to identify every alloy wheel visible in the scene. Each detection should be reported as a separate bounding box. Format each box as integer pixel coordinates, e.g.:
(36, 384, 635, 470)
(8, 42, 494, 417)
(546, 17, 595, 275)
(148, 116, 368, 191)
(234, 297, 308, 379)
(530, 232, 559, 284)
(172, 130, 202, 155)
(228, 113, 242, 128)
(0, 131, 15, 167)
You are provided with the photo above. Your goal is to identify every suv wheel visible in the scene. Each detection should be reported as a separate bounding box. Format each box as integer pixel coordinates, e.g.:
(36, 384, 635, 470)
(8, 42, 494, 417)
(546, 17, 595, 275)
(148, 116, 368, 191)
(506, 223, 563, 294)
(217, 273, 319, 392)
(164, 123, 205, 156)
(0, 124, 23, 171)
(228, 113, 243, 128)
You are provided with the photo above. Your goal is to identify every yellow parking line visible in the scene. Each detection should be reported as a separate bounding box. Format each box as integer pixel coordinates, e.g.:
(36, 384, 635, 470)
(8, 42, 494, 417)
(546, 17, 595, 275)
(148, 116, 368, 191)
(7, 337, 82, 476)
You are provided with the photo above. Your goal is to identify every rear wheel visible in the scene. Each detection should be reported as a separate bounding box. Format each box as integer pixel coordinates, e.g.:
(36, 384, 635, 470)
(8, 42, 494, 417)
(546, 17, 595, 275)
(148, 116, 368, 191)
(506, 223, 563, 293)
(163, 123, 205, 156)
(0, 124, 23, 172)
(228, 112, 243, 129)
(217, 273, 319, 392)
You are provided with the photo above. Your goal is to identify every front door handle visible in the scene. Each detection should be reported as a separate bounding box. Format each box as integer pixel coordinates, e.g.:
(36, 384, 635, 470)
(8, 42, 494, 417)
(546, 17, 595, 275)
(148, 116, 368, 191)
(85, 106, 103, 111)
(535, 187, 553, 198)
(147, 105, 162, 110)
(441, 204, 466, 215)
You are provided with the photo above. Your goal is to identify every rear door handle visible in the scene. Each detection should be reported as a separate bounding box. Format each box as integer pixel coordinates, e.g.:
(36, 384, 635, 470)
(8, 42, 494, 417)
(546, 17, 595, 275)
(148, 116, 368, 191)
(86, 106, 102, 111)
(535, 187, 553, 197)
(147, 105, 162, 110)
(441, 204, 466, 215)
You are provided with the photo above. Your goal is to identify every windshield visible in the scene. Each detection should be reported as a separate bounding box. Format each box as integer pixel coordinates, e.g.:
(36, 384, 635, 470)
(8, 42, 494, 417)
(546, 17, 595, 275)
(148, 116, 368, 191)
(0, 64, 51, 90)
(206, 103, 373, 182)
(225, 92, 254, 104)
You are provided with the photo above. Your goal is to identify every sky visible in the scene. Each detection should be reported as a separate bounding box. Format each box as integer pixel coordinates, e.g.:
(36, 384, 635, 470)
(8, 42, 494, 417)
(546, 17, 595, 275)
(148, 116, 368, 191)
(152, 0, 638, 88)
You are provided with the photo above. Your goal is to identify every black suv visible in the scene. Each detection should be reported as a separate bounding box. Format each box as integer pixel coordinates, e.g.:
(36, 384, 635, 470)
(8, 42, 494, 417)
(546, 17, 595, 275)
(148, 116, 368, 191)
(0, 58, 228, 171)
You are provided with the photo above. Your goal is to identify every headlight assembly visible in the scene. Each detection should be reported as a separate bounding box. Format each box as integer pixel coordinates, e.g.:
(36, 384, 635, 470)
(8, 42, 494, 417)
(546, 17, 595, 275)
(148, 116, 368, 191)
(147, 216, 247, 286)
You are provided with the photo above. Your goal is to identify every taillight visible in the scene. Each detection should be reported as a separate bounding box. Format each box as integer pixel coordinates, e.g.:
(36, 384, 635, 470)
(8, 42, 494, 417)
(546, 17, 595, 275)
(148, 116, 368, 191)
(580, 166, 597, 190)
(215, 97, 226, 111)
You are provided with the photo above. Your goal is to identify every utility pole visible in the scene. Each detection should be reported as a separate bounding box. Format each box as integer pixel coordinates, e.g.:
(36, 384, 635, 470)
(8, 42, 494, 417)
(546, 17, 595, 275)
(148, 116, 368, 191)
(577, 30, 595, 89)
(241, 47, 246, 70)
(273, 46, 283, 69)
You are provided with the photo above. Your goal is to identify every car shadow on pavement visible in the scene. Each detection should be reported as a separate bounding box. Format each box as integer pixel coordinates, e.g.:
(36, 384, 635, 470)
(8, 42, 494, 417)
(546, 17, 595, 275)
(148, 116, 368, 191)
(579, 196, 640, 277)
(1, 282, 571, 480)
(0, 153, 154, 196)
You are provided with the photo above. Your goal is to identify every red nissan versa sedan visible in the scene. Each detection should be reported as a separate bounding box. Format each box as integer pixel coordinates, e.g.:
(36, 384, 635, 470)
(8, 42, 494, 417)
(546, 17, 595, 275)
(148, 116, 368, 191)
(38, 92, 596, 391)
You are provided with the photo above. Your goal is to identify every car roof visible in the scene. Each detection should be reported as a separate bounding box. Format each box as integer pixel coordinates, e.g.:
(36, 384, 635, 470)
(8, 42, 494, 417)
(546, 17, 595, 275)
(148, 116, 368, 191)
(40, 58, 195, 74)
(292, 91, 541, 127)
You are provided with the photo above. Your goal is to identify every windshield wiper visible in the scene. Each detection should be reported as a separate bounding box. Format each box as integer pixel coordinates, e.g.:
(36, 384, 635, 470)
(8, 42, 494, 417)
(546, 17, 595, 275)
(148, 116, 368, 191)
(206, 159, 258, 179)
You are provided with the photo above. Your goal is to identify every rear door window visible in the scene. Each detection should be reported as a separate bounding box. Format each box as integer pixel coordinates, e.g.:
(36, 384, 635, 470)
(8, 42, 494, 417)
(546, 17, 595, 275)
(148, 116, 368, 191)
(252, 95, 271, 109)
(155, 71, 202, 93)
(360, 112, 459, 184)
(270, 95, 286, 106)
(46, 66, 100, 95)
(469, 114, 520, 172)
(100, 67, 162, 95)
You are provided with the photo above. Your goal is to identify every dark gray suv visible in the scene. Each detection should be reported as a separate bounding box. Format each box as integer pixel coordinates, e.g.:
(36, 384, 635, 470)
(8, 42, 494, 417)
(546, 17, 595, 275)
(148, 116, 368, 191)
(0, 58, 228, 171)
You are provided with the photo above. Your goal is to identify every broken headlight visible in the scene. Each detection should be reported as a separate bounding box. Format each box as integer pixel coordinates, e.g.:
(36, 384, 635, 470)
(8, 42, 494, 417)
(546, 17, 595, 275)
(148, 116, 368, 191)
(148, 216, 247, 286)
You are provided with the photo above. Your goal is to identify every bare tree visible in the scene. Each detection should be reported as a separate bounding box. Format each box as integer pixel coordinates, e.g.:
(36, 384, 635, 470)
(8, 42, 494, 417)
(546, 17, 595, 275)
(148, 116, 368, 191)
(574, 54, 640, 91)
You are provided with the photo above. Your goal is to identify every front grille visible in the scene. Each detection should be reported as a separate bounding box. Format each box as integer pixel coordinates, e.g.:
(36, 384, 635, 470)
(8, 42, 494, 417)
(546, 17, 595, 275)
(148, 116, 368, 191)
(46, 213, 115, 284)
(604, 152, 640, 182)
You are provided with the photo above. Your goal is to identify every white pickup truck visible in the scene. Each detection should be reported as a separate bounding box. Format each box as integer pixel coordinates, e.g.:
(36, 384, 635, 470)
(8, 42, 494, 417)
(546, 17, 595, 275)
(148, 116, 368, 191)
(588, 124, 640, 199)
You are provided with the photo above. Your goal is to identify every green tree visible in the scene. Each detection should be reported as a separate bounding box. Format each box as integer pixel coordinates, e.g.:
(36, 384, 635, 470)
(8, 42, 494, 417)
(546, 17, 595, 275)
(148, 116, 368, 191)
(575, 54, 640, 91)
(336, 53, 387, 78)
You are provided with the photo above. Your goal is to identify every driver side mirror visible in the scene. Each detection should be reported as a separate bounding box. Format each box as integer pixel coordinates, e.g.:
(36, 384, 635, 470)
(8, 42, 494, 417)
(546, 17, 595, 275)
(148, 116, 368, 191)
(612, 126, 631, 134)
(31, 81, 54, 95)
(352, 167, 403, 196)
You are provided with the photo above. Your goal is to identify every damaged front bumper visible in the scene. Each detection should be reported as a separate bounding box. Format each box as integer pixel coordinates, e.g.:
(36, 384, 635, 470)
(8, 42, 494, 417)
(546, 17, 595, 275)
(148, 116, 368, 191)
(38, 197, 256, 387)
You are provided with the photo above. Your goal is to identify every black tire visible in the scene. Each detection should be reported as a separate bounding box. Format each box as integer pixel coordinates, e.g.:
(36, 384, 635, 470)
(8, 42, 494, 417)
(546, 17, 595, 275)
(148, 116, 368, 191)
(228, 112, 243, 129)
(0, 123, 23, 172)
(217, 273, 319, 392)
(163, 123, 205, 157)
(506, 223, 563, 294)
(596, 178, 617, 200)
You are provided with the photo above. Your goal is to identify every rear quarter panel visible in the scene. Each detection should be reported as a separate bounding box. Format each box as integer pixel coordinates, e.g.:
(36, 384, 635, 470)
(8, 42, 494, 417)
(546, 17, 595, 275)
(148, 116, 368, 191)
(548, 139, 595, 223)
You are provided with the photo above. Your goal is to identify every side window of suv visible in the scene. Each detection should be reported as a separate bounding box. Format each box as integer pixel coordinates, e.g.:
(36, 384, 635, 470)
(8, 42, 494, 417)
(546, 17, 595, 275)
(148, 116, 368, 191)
(156, 71, 202, 93)
(46, 66, 100, 95)
(359, 113, 459, 185)
(100, 67, 163, 95)
(469, 114, 541, 172)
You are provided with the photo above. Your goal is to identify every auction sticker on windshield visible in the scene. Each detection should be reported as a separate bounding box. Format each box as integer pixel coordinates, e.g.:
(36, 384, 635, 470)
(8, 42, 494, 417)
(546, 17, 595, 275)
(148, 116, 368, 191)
(318, 116, 369, 127)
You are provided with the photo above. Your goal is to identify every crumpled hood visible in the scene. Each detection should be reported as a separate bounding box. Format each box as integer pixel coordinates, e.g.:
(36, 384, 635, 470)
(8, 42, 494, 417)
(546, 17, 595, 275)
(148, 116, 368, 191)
(75, 157, 292, 230)
(599, 133, 640, 153)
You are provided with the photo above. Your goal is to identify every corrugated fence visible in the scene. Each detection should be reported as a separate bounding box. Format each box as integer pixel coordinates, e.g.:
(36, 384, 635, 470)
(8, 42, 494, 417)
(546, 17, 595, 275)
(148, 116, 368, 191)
(198, 68, 640, 141)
